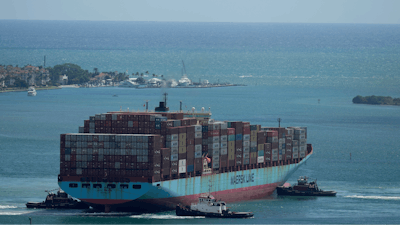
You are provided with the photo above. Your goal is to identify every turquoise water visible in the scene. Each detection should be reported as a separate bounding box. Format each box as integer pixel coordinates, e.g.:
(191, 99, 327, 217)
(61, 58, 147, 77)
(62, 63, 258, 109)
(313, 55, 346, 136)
(1, 21, 400, 224)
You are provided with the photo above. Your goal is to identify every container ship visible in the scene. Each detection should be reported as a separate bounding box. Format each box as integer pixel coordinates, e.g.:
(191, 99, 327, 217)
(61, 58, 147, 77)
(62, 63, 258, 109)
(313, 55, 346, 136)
(58, 96, 313, 212)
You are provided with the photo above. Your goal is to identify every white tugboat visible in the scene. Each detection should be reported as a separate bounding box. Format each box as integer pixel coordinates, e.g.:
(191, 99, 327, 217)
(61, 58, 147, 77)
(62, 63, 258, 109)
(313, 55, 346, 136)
(27, 86, 37, 96)
(176, 194, 253, 218)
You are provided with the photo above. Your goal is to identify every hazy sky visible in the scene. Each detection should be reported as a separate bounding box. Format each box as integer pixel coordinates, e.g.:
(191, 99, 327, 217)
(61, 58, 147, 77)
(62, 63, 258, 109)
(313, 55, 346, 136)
(1, 0, 400, 24)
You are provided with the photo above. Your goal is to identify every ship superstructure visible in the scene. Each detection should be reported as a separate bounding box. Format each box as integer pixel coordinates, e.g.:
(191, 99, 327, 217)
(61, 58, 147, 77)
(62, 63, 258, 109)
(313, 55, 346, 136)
(58, 101, 312, 212)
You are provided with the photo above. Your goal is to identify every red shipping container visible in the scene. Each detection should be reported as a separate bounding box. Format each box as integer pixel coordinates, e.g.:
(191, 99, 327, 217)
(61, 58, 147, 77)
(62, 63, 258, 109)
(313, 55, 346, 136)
(208, 130, 220, 137)
(227, 128, 235, 135)
(267, 130, 278, 137)
(242, 127, 251, 134)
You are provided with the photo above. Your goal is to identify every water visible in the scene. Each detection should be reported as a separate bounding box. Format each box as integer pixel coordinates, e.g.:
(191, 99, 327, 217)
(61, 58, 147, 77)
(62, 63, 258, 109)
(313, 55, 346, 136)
(1, 20, 400, 224)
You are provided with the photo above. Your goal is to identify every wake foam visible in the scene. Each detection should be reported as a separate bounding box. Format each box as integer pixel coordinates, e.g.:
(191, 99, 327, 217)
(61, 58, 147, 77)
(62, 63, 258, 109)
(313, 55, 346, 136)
(345, 195, 400, 200)
(0, 205, 18, 209)
(129, 214, 203, 219)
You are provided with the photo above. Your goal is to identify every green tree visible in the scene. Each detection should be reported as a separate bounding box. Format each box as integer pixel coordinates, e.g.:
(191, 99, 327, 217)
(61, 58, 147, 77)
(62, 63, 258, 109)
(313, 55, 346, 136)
(48, 63, 90, 85)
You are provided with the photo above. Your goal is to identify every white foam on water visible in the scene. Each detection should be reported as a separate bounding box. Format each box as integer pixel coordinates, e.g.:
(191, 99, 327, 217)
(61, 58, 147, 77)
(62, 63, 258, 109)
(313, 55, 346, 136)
(0, 211, 30, 215)
(345, 195, 400, 200)
(129, 214, 203, 219)
(0, 205, 18, 209)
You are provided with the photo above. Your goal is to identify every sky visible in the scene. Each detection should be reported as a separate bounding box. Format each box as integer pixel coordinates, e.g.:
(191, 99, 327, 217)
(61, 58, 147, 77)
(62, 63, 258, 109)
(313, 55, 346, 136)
(1, 0, 400, 24)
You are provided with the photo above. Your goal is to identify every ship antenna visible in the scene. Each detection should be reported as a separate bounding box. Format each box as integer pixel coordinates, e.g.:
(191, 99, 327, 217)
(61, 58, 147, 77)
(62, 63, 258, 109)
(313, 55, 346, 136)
(277, 118, 282, 127)
(163, 92, 168, 107)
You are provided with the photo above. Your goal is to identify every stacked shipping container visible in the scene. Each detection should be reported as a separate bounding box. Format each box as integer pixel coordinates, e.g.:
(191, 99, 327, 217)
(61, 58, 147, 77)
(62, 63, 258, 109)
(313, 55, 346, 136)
(61, 112, 308, 183)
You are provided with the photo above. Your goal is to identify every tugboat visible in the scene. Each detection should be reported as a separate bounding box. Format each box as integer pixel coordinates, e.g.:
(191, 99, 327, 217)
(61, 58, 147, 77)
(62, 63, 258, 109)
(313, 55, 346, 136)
(176, 194, 253, 218)
(276, 176, 336, 196)
(26, 189, 89, 209)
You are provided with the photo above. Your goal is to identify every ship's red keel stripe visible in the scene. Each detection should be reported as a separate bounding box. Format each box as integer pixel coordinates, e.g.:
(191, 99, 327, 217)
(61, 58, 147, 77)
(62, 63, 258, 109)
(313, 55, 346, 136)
(81, 182, 280, 208)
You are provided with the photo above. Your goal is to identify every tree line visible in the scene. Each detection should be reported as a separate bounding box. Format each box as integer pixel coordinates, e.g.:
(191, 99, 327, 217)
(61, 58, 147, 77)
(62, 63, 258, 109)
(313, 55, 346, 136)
(352, 95, 400, 106)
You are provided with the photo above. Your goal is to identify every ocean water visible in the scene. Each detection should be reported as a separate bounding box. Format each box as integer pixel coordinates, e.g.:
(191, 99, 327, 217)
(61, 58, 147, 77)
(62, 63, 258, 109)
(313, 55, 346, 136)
(1, 20, 400, 224)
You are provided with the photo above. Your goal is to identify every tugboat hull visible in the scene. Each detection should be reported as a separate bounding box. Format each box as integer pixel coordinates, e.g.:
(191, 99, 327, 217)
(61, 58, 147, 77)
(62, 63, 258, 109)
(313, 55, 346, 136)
(176, 205, 253, 218)
(276, 186, 336, 196)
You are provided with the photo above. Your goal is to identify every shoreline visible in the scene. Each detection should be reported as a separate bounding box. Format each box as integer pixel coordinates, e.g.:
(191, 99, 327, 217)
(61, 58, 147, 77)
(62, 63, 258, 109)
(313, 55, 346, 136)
(0, 86, 61, 93)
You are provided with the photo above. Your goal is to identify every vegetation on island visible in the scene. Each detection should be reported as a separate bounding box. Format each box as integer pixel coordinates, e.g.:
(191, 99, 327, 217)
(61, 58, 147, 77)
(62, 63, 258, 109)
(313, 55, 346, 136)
(1, 62, 161, 90)
(48, 63, 91, 84)
(352, 95, 400, 106)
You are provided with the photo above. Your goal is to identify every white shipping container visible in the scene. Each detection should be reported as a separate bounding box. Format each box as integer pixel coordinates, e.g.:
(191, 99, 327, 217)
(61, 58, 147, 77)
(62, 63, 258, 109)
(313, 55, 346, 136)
(212, 136, 220, 143)
(171, 141, 179, 147)
(76, 168, 82, 175)
(279, 138, 285, 144)
(195, 132, 202, 139)
(294, 134, 306, 140)
(212, 161, 220, 168)
(115, 162, 120, 169)
(220, 142, 228, 148)
(257, 156, 264, 163)
(272, 149, 278, 154)
(213, 143, 220, 149)
(171, 154, 178, 161)
(179, 159, 186, 166)
(243, 141, 250, 147)
(179, 166, 186, 173)
(220, 135, 227, 142)
(243, 153, 250, 158)
(220, 122, 228, 130)
(213, 155, 220, 162)
(243, 134, 250, 141)
(213, 149, 220, 155)
(171, 134, 179, 141)
(171, 147, 178, 154)
(195, 144, 202, 151)
(250, 141, 257, 147)
(299, 145, 306, 151)
(194, 125, 202, 132)
(272, 155, 278, 161)
(195, 151, 202, 158)
(220, 148, 228, 155)
(300, 152, 306, 157)
(243, 147, 250, 153)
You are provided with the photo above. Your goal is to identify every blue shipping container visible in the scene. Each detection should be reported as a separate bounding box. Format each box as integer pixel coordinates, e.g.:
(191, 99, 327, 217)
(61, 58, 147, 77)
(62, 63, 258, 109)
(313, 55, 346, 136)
(187, 165, 194, 173)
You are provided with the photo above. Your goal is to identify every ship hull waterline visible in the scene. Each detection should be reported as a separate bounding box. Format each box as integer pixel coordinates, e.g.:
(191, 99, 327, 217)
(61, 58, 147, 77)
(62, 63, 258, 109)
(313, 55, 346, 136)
(58, 150, 312, 211)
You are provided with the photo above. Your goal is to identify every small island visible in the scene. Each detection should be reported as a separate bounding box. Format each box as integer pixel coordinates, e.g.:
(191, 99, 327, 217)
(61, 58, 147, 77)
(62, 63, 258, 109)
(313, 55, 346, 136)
(352, 95, 400, 106)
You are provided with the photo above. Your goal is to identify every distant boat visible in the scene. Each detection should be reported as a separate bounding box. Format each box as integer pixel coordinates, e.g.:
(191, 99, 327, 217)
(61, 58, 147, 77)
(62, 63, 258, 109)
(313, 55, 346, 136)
(112, 94, 118, 97)
(178, 60, 192, 86)
(119, 78, 140, 88)
(27, 87, 37, 96)
(239, 75, 252, 78)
